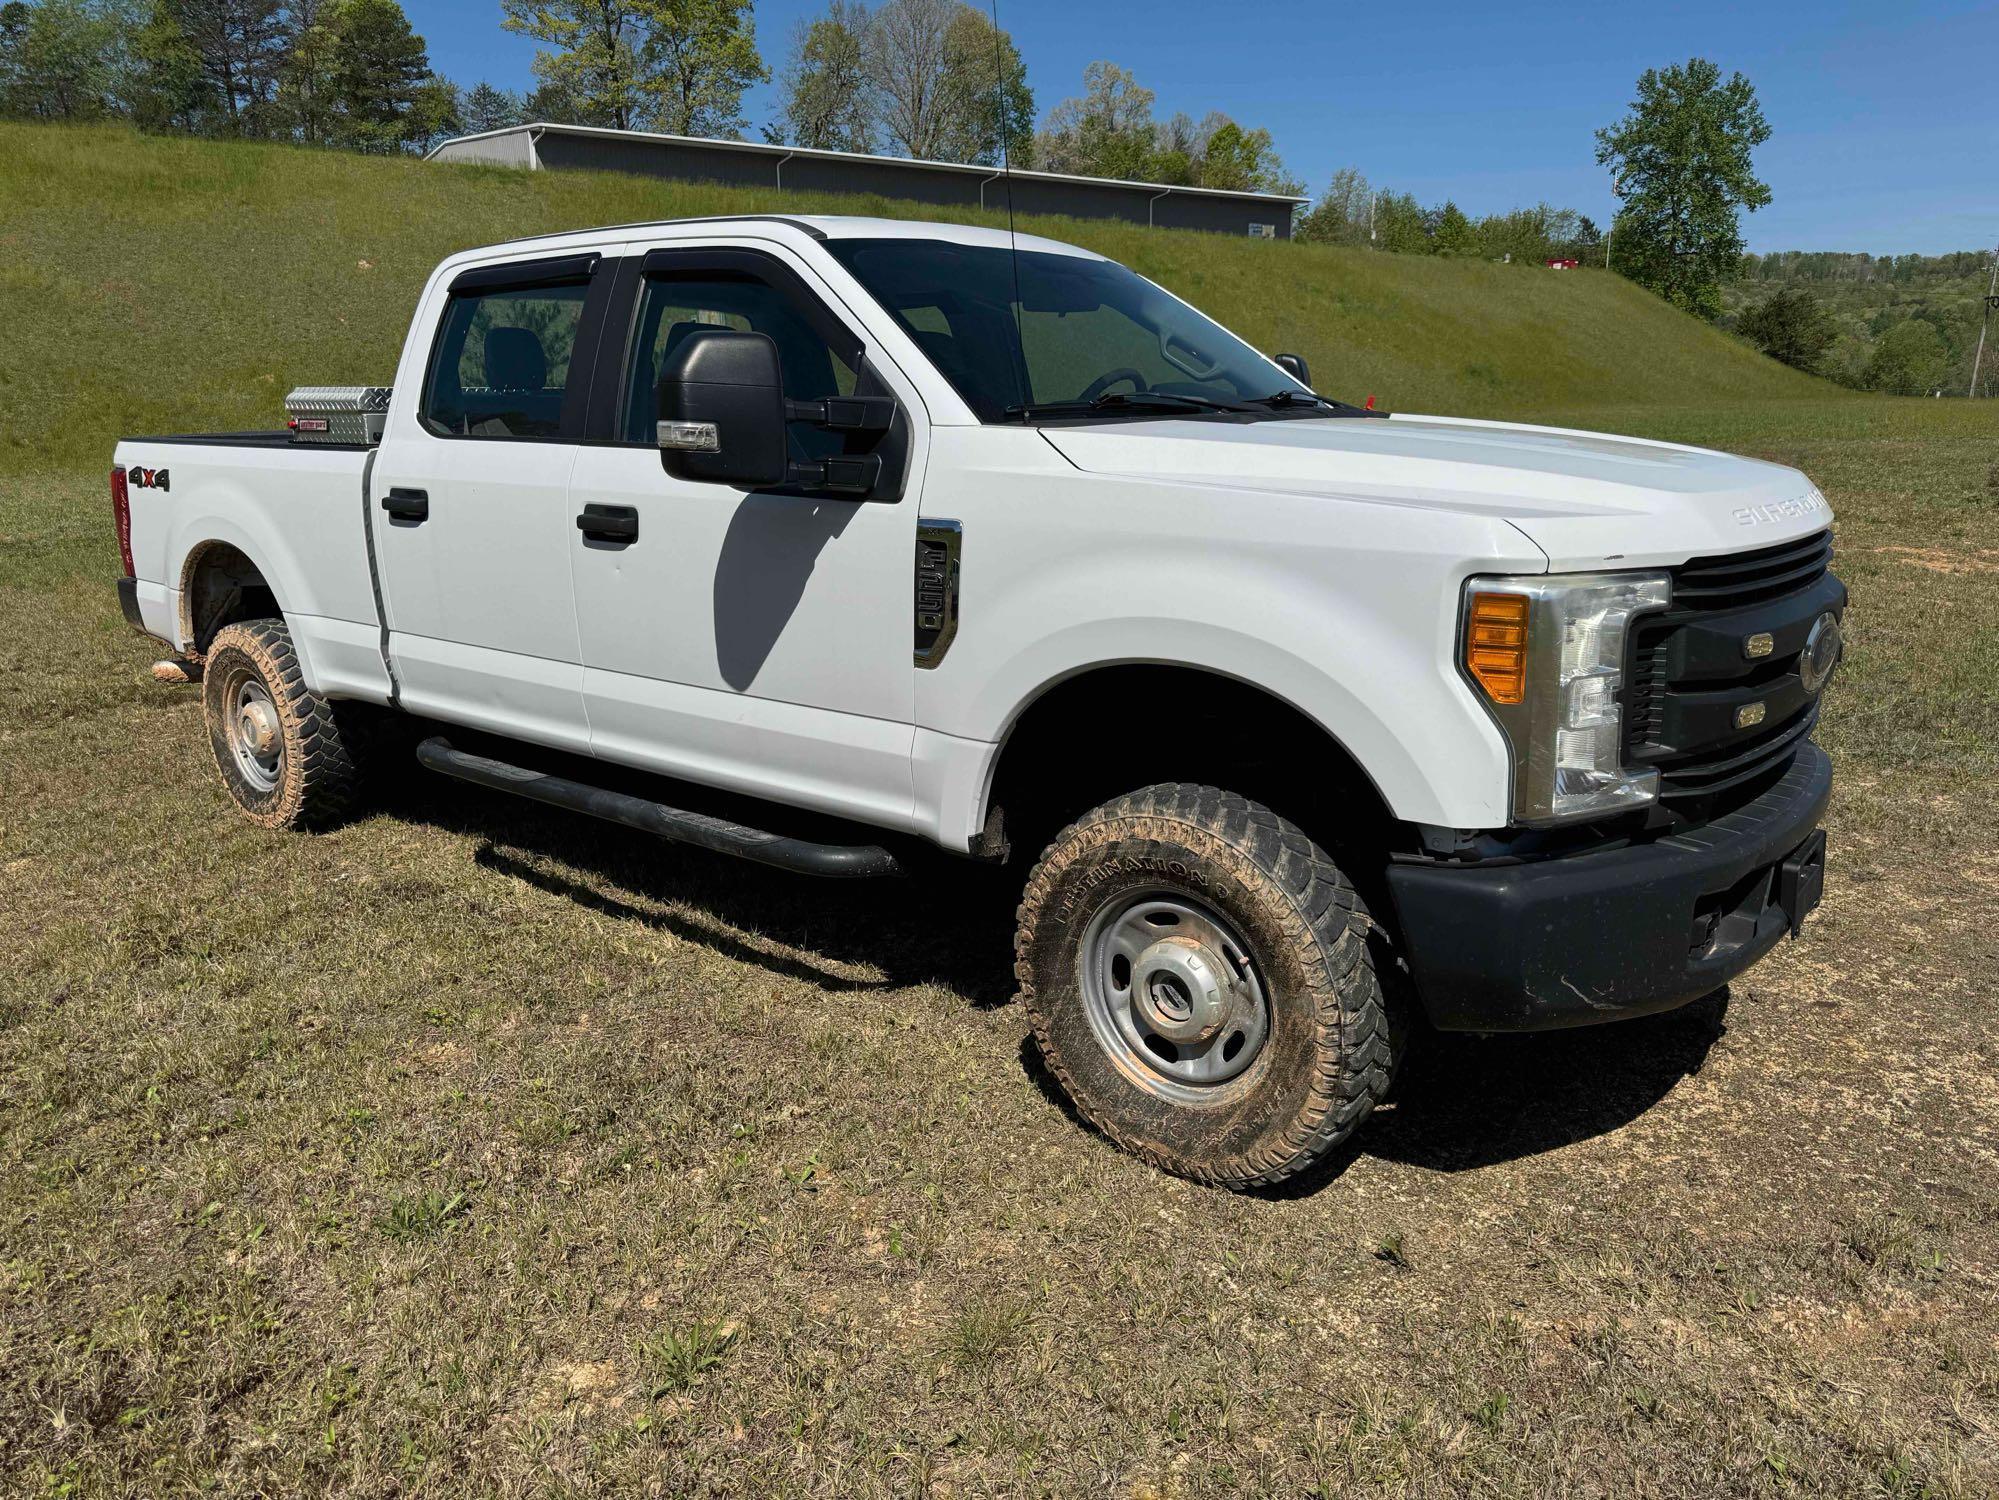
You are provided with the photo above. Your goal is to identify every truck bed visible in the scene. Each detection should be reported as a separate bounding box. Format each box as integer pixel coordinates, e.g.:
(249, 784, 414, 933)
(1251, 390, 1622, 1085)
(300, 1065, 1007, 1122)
(115, 433, 392, 705)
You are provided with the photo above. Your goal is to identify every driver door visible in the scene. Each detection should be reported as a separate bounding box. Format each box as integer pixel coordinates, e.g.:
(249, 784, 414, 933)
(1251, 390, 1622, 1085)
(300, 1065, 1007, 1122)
(564, 243, 926, 831)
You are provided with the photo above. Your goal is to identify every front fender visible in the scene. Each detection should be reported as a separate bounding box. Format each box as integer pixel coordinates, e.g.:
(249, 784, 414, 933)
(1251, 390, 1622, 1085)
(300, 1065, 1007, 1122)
(967, 614, 1512, 832)
(914, 433, 1539, 831)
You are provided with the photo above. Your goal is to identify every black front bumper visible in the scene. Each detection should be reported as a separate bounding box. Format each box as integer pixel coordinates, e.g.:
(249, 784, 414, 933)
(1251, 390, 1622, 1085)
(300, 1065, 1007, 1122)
(1386, 742, 1832, 1031)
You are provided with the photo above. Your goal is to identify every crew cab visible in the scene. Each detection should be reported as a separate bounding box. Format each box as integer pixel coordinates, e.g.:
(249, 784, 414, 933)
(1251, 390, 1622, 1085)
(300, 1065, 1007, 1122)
(112, 216, 1844, 1188)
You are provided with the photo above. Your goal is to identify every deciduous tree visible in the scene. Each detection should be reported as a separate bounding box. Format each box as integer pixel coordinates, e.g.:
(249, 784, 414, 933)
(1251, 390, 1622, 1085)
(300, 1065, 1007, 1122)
(935, 2, 1027, 165)
(0, 0, 126, 120)
(1863, 318, 1946, 395)
(1033, 60, 1153, 179)
(502, 0, 643, 129)
(275, 0, 335, 142)
(1596, 57, 1771, 319)
(1192, 116, 1295, 194)
(503, 0, 764, 136)
(638, 0, 763, 138)
(863, 0, 951, 157)
(1295, 167, 1373, 246)
(124, 0, 216, 130)
(775, 0, 873, 151)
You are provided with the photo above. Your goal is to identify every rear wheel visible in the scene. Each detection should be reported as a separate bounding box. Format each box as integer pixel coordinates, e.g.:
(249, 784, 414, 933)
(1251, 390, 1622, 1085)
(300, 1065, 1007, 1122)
(1015, 783, 1400, 1189)
(201, 619, 364, 830)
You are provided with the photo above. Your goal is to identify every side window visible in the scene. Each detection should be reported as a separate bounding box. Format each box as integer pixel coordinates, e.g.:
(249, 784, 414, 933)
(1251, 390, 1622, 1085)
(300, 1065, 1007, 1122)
(422, 280, 590, 439)
(622, 271, 858, 454)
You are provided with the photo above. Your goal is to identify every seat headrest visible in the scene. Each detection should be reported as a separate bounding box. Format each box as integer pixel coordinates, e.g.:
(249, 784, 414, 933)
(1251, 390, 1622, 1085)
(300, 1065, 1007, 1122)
(484, 326, 548, 392)
(660, 320, 707, 374)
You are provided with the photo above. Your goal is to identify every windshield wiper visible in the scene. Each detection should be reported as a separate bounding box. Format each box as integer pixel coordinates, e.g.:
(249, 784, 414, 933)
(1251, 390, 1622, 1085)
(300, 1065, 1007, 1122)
(1246, 389, 1382, 417)
(1003, 390, 1248, 421)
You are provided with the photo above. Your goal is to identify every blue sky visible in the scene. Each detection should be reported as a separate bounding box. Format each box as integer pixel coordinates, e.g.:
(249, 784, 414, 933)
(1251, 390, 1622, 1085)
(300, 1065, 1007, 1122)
(403, 0, 1998, 255)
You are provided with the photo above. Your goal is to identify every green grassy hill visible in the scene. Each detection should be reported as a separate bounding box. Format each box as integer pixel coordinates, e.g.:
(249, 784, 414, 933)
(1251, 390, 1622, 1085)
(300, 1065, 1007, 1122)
(0, 122, 1835, 474)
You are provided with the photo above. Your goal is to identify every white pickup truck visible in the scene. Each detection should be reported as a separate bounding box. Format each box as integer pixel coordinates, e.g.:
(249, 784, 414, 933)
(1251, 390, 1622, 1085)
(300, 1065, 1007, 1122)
(113, 215, 1843, 1188)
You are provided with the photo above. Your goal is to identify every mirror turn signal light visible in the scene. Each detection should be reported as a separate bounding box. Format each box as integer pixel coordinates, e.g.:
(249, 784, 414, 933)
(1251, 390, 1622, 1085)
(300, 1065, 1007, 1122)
(1466, 591, 1530, 705)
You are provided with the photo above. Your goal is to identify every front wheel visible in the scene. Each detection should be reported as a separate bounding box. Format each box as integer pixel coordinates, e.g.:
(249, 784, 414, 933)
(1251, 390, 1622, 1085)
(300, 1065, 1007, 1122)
(1015, 784, 1401, 1189)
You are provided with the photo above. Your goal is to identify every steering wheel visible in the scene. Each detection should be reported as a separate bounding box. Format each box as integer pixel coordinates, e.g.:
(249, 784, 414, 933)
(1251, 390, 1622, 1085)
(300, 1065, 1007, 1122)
(1077, 368, 1148, 403)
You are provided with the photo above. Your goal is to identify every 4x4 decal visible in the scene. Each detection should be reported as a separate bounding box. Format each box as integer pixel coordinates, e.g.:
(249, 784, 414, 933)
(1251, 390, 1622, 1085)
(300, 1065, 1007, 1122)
(129, 466, 170, 492)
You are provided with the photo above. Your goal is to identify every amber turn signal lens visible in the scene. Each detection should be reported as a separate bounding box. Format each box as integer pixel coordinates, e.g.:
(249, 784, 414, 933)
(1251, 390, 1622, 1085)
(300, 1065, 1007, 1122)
(1466, 591, 1529, 705)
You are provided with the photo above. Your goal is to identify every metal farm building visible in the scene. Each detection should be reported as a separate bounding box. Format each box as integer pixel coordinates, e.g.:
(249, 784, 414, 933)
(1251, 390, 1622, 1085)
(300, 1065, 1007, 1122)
(426, 123, 1303, 239)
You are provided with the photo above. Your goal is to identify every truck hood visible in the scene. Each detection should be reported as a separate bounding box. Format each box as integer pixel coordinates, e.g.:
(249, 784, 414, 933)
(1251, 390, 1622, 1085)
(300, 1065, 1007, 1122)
(1039, 412, 1830, 571)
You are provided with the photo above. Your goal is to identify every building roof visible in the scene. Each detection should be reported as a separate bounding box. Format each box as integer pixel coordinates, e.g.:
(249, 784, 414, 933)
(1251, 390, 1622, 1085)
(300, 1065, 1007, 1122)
(426, 121, 1309, 207)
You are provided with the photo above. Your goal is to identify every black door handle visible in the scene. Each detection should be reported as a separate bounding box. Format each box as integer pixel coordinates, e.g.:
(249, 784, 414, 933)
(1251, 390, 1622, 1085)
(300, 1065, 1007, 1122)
(577, 504, 639, 544)
(382, 487, 428, 522)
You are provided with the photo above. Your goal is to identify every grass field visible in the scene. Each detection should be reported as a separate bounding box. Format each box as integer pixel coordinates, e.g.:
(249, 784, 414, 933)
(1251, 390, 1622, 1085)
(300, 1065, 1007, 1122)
(3, 124, 1997, 1497)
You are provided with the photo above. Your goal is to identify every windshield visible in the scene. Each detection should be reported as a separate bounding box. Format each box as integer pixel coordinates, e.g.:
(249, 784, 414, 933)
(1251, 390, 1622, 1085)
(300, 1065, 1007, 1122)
(822, 239, 1310, 423)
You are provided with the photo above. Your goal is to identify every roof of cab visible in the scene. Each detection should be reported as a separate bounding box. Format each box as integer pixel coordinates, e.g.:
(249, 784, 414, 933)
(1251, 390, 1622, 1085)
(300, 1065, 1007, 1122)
(470, 214, 1105, 264)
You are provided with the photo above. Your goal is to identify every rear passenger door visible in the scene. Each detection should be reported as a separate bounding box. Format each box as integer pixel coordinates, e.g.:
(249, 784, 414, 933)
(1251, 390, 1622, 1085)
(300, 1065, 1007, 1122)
(373, 252, 614, 754)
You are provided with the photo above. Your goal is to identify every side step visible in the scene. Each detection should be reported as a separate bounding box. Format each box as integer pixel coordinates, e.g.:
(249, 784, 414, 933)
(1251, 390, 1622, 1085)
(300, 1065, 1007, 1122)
(415, 737, 903, 879)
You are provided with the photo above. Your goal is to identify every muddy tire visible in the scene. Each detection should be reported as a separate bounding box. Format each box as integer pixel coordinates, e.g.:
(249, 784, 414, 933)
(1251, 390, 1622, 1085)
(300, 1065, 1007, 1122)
(1016, 783, 1400, 1189)
(201, 619, 364, 830)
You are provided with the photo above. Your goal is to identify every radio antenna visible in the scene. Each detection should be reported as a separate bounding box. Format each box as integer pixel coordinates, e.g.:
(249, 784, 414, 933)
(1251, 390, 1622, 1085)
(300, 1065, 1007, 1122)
(989, 0, 1026, 401)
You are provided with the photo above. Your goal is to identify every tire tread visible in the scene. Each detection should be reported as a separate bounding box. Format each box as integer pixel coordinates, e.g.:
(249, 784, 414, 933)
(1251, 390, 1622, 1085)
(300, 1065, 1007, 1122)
(203, 619, 364, 830)
(1015, 782, 1400, 1190)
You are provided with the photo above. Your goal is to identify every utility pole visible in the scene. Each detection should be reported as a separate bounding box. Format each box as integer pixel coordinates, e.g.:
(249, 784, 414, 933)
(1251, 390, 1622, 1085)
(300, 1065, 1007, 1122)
(1605, 171, 1627, 272)
(1969, 248, 1998, 398)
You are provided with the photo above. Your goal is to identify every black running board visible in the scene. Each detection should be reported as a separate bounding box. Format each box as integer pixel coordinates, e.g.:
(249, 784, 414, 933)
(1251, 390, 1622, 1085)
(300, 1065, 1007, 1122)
(415, 737, 903, 879)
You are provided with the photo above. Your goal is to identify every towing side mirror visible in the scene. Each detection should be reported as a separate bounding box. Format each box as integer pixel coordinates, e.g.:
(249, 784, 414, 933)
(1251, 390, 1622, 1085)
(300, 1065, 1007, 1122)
(657, 328, 789, 488)
(1273, 352, 1311, 386)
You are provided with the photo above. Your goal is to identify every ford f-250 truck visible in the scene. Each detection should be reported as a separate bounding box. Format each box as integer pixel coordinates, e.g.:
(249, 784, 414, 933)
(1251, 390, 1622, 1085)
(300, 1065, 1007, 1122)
(113, 216, 1843, 1189)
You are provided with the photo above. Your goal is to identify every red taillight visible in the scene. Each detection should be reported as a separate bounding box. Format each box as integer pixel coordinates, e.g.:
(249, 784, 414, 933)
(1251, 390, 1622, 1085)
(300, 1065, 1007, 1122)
(111, 465, 134, 576)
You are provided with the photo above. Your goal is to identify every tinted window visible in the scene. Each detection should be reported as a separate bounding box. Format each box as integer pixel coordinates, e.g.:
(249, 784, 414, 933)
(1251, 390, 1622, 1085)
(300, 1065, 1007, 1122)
(823, 239, 1306, 422)
(622, 272, 857, 452)
(422, 282, 589, 439)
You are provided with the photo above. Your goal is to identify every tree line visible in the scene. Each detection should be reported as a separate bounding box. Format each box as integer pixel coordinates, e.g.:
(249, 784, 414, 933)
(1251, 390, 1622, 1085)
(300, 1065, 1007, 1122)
(0, 0, 455, 149)
(1292, 167, 1603, 265)
(1724, 253, 1997, 397)
(0, 0, 1305, 186)
(1739, 250, 1995, 288)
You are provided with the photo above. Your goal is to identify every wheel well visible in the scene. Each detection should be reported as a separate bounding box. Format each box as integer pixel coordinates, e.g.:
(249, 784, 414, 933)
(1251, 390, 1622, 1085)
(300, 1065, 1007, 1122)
(180, 541, 282, 655)
(985, 665, 1399, 867)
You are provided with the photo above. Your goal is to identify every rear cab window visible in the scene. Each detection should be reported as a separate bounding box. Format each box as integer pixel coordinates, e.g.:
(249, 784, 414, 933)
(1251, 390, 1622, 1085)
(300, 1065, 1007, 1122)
(421, 255, 600, 440)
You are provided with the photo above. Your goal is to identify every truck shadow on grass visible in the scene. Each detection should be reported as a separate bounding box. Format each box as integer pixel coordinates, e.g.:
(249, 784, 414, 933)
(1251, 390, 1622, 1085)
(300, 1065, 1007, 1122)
(1015, 987, 1730, 1197)
(394, 774, 1023, 1006)
(1350, 991, 1731, 1174)
(391, 776, 1729, 1192)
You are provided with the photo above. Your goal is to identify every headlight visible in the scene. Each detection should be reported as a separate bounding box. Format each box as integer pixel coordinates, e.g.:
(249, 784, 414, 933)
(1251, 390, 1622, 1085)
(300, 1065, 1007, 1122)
(1461, 571, 1672, 824)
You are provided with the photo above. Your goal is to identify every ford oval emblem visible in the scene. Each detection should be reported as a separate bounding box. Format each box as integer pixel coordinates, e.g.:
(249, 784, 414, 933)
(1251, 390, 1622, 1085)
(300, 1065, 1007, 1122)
(1799, 612, 1843, 696)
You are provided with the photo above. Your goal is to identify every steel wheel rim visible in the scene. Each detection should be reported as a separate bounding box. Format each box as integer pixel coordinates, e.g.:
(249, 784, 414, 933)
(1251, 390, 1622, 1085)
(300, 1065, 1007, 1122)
(1078, 889, 1270, 1101)
(225, 671, 283, 793)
